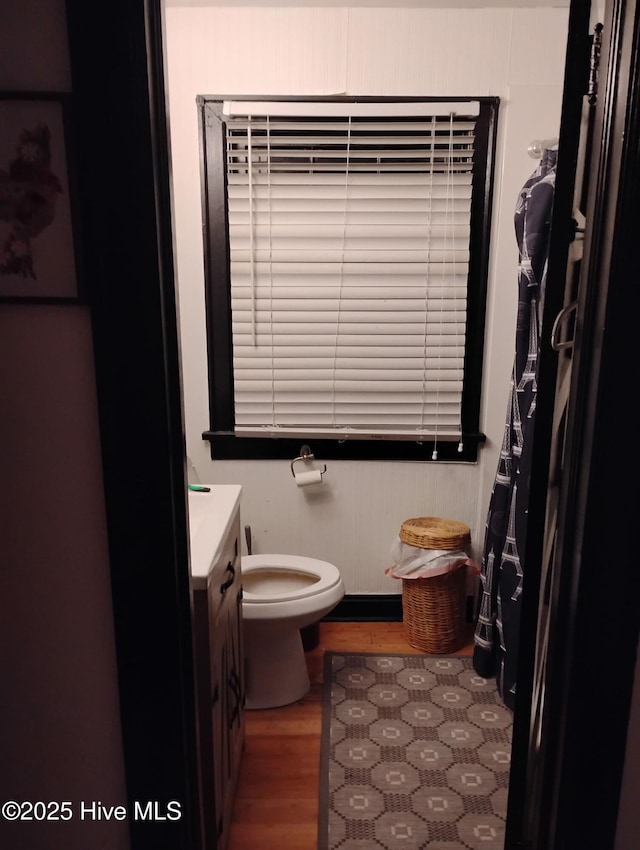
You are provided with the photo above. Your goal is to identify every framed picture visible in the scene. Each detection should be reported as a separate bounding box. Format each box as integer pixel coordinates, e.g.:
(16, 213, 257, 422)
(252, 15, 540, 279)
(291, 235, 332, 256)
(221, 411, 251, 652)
(0, 92, 80, 302)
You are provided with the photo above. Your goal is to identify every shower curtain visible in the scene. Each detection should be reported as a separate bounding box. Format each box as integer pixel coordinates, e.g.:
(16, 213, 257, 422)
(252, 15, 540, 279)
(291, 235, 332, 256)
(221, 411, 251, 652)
(473, 149, 558, 710)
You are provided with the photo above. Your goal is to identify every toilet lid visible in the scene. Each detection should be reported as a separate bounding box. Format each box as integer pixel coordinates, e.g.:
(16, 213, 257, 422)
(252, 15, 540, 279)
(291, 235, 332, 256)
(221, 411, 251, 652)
(242, 554, 341, 603)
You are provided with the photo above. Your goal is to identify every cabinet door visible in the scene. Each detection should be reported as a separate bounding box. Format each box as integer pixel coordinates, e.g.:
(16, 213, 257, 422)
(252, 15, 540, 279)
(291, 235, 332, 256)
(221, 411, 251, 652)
(193, 588, 218, 850)
(226, 584, 245, 795)
(209, 613, 228, 848)
(207, 516, 244, 850)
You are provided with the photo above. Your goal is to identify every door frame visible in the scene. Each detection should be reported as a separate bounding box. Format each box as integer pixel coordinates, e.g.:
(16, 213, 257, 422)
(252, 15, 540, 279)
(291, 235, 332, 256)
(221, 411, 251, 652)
(64, 0, 640, 848)
(507, 0, 640, 847)
(65, 1, 202, 848)
(537, 0, 640, 844)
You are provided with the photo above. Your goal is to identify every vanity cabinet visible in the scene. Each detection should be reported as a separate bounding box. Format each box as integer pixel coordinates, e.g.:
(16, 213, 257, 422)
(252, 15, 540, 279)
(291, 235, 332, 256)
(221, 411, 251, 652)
(207, 514, 244, 850)
(189, 486, 244, 850)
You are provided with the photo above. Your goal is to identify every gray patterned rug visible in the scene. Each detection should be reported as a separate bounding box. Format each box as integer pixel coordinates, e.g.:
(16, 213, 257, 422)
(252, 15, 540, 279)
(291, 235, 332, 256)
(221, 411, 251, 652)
(318, 652, 512, 850)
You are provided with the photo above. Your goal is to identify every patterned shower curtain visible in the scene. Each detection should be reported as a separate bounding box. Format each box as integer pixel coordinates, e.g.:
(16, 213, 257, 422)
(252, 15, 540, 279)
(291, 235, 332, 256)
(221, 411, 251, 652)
(473, 149, 558, 710)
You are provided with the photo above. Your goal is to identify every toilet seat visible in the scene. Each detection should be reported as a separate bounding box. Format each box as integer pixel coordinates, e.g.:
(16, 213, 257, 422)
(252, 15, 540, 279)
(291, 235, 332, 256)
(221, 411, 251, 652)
(242, 554, 342, 604)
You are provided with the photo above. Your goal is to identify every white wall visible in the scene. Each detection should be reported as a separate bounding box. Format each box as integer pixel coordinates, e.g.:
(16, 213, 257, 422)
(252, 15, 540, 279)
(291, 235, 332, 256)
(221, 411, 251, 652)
(165, 5, 568, 593)
(0, 2, 129, 848)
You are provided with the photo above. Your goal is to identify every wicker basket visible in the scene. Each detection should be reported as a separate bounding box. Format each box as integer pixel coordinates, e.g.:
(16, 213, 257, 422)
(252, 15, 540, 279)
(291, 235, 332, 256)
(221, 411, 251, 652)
(399, 516, 471, 550)
(402, 568, 467, 653)
(399, 516, 470, 653)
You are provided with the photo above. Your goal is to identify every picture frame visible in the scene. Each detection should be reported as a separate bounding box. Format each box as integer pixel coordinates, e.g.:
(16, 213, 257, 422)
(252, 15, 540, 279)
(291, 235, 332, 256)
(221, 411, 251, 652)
(0, 92, 81, 302)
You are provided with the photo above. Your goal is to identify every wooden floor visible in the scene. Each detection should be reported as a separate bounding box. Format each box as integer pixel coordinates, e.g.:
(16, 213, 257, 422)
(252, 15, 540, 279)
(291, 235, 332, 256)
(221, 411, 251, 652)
(227, 621, 474, 850)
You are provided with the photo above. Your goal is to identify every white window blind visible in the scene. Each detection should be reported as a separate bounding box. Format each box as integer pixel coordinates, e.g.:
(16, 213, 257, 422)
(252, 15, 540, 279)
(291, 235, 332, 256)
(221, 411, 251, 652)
(223, 100, 479, 443)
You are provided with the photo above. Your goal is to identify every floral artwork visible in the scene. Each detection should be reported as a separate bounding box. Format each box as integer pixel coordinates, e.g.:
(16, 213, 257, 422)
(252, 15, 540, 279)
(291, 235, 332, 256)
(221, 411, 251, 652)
(0, 95, 78, 300)
(0, 123, 63, 278)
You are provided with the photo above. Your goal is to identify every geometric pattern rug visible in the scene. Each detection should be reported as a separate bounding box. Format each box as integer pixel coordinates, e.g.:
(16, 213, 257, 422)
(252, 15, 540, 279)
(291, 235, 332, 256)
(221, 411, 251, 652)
(318, 652, 512, 850)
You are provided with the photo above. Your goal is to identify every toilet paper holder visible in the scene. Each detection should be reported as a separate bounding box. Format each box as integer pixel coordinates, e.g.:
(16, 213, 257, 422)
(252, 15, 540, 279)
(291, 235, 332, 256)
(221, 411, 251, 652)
(290, 444, 327, 479)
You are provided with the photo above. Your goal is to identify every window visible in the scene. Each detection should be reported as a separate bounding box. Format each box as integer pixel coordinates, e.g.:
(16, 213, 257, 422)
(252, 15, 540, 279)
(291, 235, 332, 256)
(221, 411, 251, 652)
(199, 97, 498, 461)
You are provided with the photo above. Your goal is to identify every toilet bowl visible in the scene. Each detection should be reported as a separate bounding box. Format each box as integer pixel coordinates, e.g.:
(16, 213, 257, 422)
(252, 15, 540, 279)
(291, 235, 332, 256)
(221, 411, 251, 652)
(242, 554, 344, 709)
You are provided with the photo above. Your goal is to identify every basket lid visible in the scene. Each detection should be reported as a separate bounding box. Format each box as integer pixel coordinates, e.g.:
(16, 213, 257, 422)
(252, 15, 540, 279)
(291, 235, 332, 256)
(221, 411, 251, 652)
(399, 516, 471, 550)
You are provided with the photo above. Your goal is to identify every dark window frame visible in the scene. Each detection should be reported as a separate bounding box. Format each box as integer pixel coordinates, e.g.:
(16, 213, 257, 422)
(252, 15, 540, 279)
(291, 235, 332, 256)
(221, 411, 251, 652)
(198, 95, 499, 461)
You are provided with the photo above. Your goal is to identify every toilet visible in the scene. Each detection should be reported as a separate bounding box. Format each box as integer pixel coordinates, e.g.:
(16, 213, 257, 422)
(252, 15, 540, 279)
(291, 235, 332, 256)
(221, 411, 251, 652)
(241, 554, 344, 709)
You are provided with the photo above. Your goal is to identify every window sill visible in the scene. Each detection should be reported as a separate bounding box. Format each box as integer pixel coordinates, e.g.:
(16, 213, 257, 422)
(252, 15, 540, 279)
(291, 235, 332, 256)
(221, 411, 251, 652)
(202, 432, 485, 462)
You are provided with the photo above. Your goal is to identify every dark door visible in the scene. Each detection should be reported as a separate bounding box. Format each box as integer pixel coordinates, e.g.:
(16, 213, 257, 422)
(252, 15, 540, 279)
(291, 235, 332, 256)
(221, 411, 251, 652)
(65, 1, 202, 848)
(505, 0, 640, 847)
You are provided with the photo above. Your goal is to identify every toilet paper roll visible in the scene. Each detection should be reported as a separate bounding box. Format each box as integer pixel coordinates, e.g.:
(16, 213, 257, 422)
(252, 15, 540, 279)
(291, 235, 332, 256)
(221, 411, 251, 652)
(295, 469, 323, 487)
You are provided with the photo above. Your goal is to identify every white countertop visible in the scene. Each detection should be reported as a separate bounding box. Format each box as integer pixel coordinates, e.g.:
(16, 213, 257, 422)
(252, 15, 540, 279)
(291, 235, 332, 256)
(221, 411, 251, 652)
(188, 484, 242, 590)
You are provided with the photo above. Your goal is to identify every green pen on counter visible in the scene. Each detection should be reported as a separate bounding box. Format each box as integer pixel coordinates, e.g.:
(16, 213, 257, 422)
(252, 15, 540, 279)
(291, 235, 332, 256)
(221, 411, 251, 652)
(188, 484, 211, 492)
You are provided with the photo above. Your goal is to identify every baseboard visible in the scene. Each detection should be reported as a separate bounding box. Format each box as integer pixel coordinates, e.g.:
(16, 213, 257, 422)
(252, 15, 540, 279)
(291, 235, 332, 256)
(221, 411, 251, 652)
(324, 594, 403, 622)
(324, 593, 477, 623)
